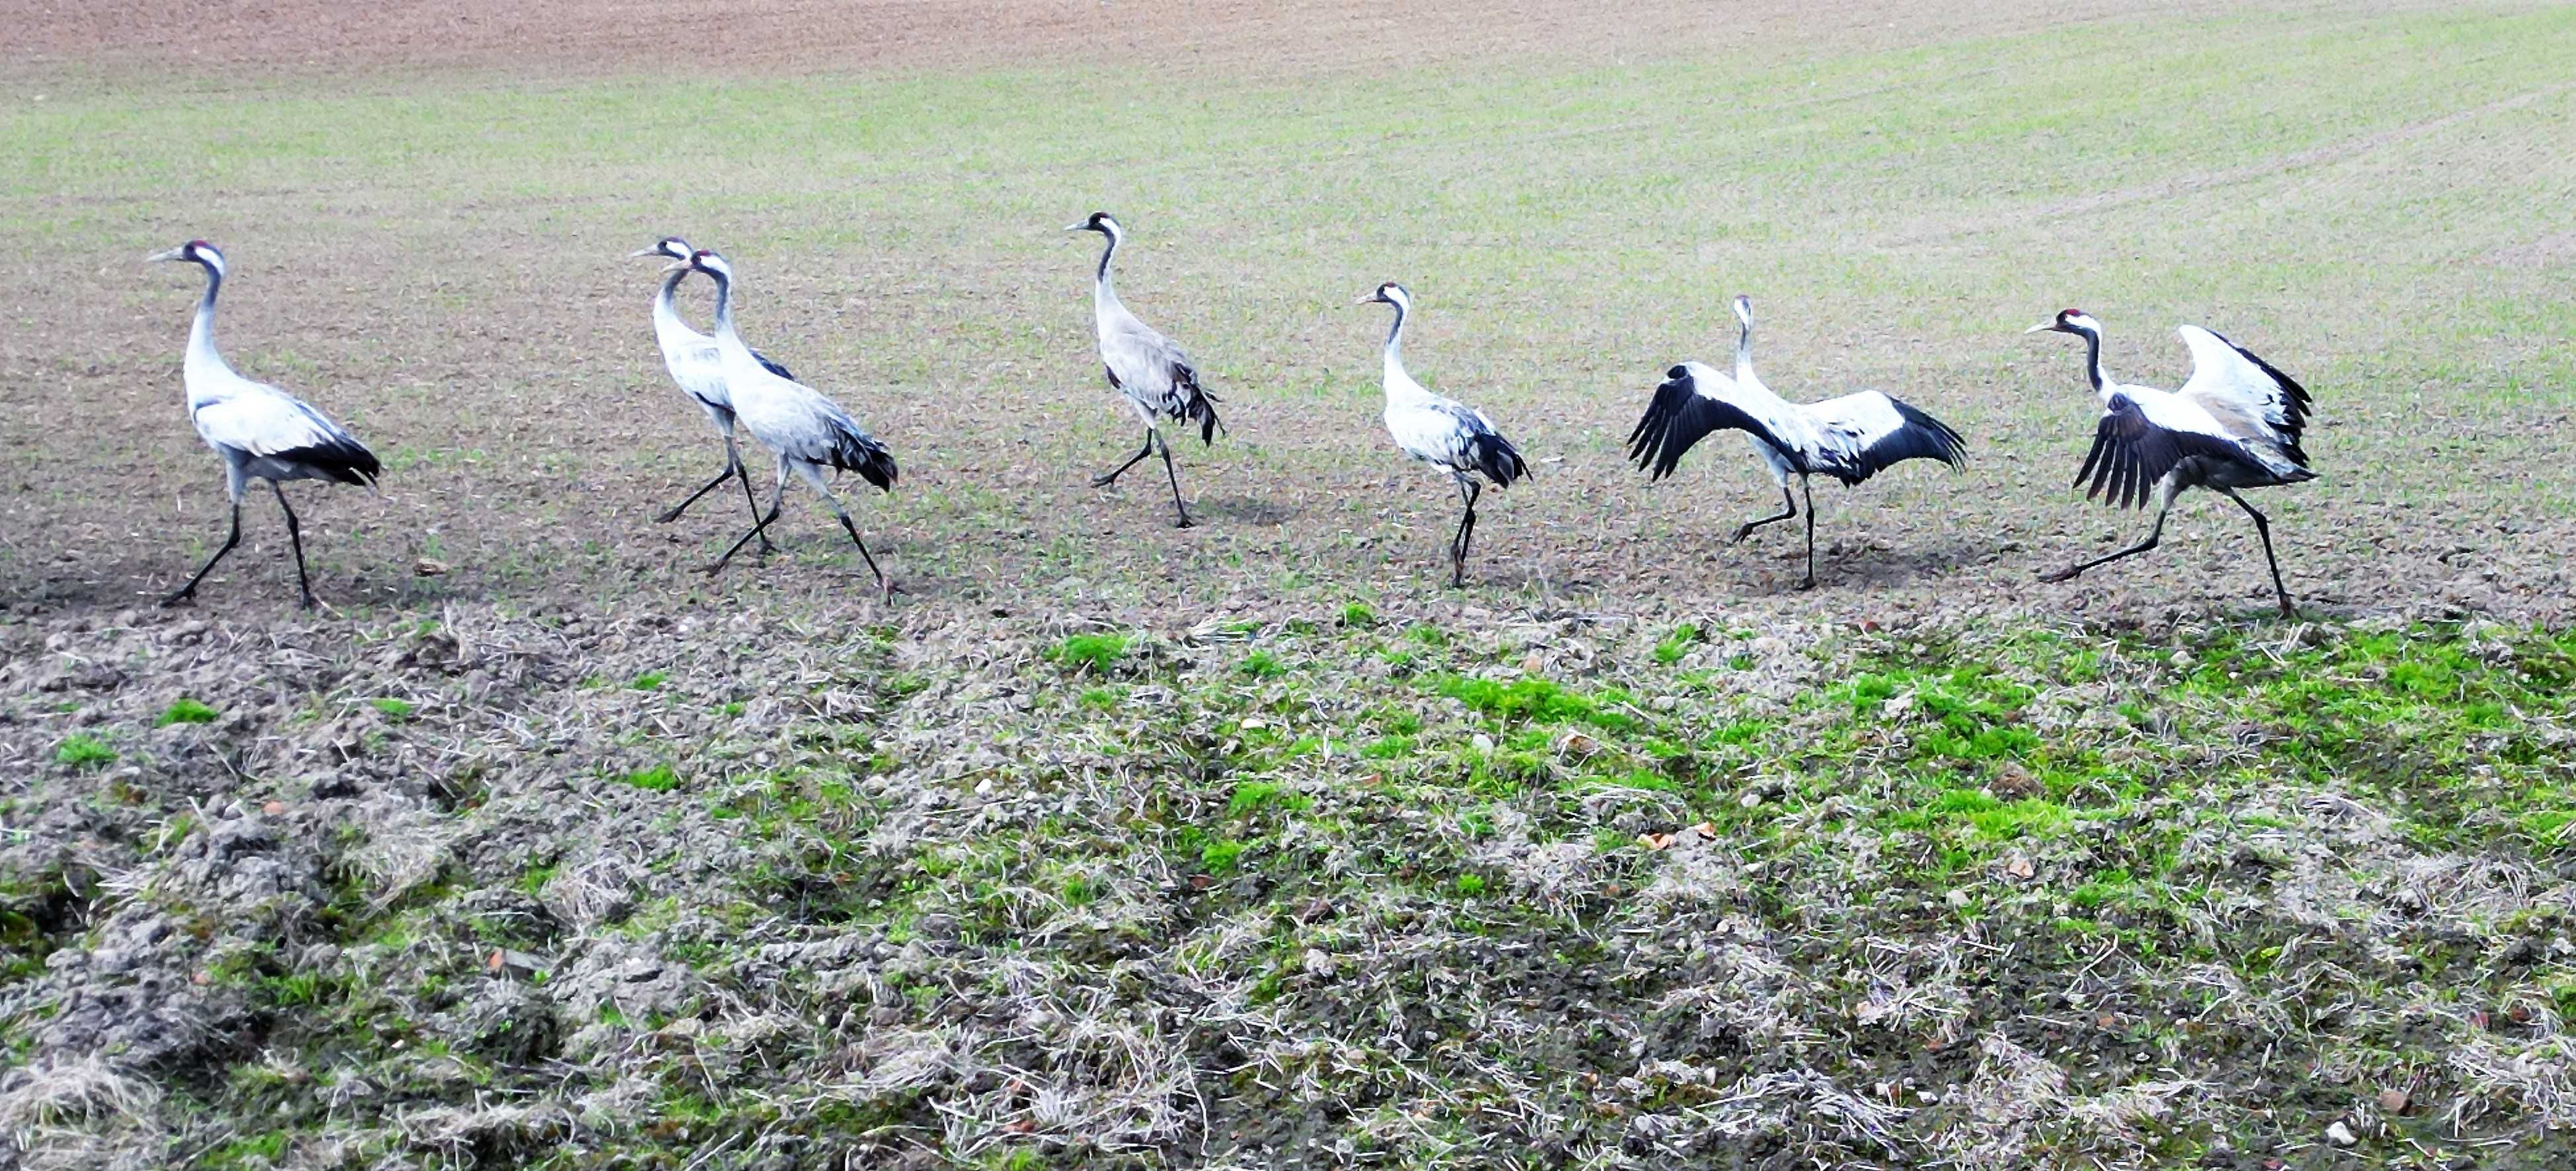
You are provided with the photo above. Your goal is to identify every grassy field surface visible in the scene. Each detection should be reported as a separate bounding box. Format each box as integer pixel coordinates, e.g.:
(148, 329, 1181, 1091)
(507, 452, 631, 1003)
(2, 1, 2573, 1167)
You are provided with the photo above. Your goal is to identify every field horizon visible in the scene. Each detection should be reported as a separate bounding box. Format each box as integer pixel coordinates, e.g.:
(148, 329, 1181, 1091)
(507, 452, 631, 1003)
(3, 2, 2573, 1168)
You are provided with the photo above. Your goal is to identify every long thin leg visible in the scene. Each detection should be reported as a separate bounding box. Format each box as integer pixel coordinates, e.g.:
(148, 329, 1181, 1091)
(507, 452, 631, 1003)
(795, 463, 896, 596)
(1448, 476, 1475, 561)
(1451, 478, 1483, 588)
(708, 460, 791, 575)
(2217, 487, 2295, 618)
(1798, 476, 1817, 590)
(1156, 431, 1194, 528)
(1730, 484, 1798, 544)
(725, 436, 776, 553)
(165, 493, 244, 607)
(655, 460, 741, 524)
(270, 481, 316, 608)
(2042, 481, 2178, 583)
(1093, 432, 1156, 487)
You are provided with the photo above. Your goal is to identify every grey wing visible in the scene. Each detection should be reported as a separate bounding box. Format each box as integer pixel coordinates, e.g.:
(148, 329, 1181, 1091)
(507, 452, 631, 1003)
(1102, 315, 1192, 401)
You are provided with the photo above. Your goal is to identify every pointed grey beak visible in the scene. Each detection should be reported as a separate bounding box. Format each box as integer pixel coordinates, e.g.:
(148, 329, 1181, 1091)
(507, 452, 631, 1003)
(629, 247, 665, 259)
(145, 247, 187, 264)
(662, 260, 690, 274)
(1063, 222, 1089, 233)
(2024, 322, 2058, 334)
(1354, 294, 1377, 306)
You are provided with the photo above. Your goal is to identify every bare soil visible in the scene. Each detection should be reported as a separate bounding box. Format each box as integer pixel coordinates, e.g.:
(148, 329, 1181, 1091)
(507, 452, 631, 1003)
(0, 0, 2429, 81)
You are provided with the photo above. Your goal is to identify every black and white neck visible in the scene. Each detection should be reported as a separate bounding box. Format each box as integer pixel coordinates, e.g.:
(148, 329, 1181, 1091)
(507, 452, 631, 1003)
(1731, 294, 1756, 385)
(1380, 286, 1411, 362)
(692, 252, 747, 353)
(653, 263, 692, 322)
(163, 243, 237, 386)
(2036, 310, 2114, 396)
(1090, 221, 1124, 302)
(1362, 283, 1429, 402)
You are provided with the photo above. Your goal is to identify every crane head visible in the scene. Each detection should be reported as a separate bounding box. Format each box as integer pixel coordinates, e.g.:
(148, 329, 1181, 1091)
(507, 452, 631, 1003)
(686, 249, 733, 280)
(2028, 308, 2100, 336)
(630, 236, 693, 261)
(1732, 294, 1753, 328)
(145, 240, 223, 272)
(1064, 211, 1121, 236)
(1355, 281, 1409, 310)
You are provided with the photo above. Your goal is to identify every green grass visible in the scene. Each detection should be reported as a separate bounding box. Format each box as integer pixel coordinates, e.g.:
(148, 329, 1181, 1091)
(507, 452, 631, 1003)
(616, 764, 681, 793)
(1239, 650, 1288, 679)
(55, 733, 115, 769)
(370, 697, 417, 721)
(1045, 633, 1130, 676)
(157, 698, 219, 727)
(1652, 623, 1701, 666)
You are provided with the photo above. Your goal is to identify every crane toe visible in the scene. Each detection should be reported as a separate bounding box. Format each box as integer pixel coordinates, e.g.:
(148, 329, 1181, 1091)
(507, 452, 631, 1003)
(2037, 565, 2081, 584)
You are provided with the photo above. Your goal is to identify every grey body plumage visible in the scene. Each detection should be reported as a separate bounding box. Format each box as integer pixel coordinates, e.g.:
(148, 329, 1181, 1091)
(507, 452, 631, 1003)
(684, 249, 901, 594)
(1358, 283, 1529, 586)
(1068, 213, 1222, 527)
(149, 240, 380, 609)
(633, 236, 796, 546)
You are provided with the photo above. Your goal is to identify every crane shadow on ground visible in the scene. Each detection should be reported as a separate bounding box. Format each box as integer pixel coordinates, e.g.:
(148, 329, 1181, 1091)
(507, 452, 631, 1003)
(1720, 536, 2012, 597)
(1190, 495, 1299, 526)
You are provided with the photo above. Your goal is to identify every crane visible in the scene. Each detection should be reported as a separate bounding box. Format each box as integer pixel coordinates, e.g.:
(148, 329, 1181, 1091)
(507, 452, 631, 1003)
(2026, 309, 2316, 617)
(681, 250, 901, 594)
(1625, 295, 1966, 588)
(147, 240, 381, 608)
(631, 236, 799, 547)
(1356, 283, 1530, 586)
(1066, 213, 1222, 527)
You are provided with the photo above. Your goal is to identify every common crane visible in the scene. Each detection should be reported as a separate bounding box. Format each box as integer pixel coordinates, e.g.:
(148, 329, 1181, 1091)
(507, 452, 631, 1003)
(632, 236, 799, 546)
(1625, 295, 1966, 588)
(147, 240, 380, 608)
(1066, 212, 1222, 527)
(682, 250, 901, 594)
(2026, 309, 2316, 617)
(1357, 283, 1529, 586)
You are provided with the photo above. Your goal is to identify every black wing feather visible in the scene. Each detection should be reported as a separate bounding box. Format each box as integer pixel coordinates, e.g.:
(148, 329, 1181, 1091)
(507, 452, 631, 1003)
(1625, 365, 1780, 481)
(751, 349, 795, 382)
(1465, 425, 1529, 488)
(2075, 395, 2245, 510)
(1838, 396, 1968, 485)
(271, 435, 381, 487)
(1169, 361, 1224, 447)
(822, 421, 898, 493)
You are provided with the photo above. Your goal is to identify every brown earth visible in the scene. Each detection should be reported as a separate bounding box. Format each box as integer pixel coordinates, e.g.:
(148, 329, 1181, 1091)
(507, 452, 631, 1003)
(0, 0, 2432, 81)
